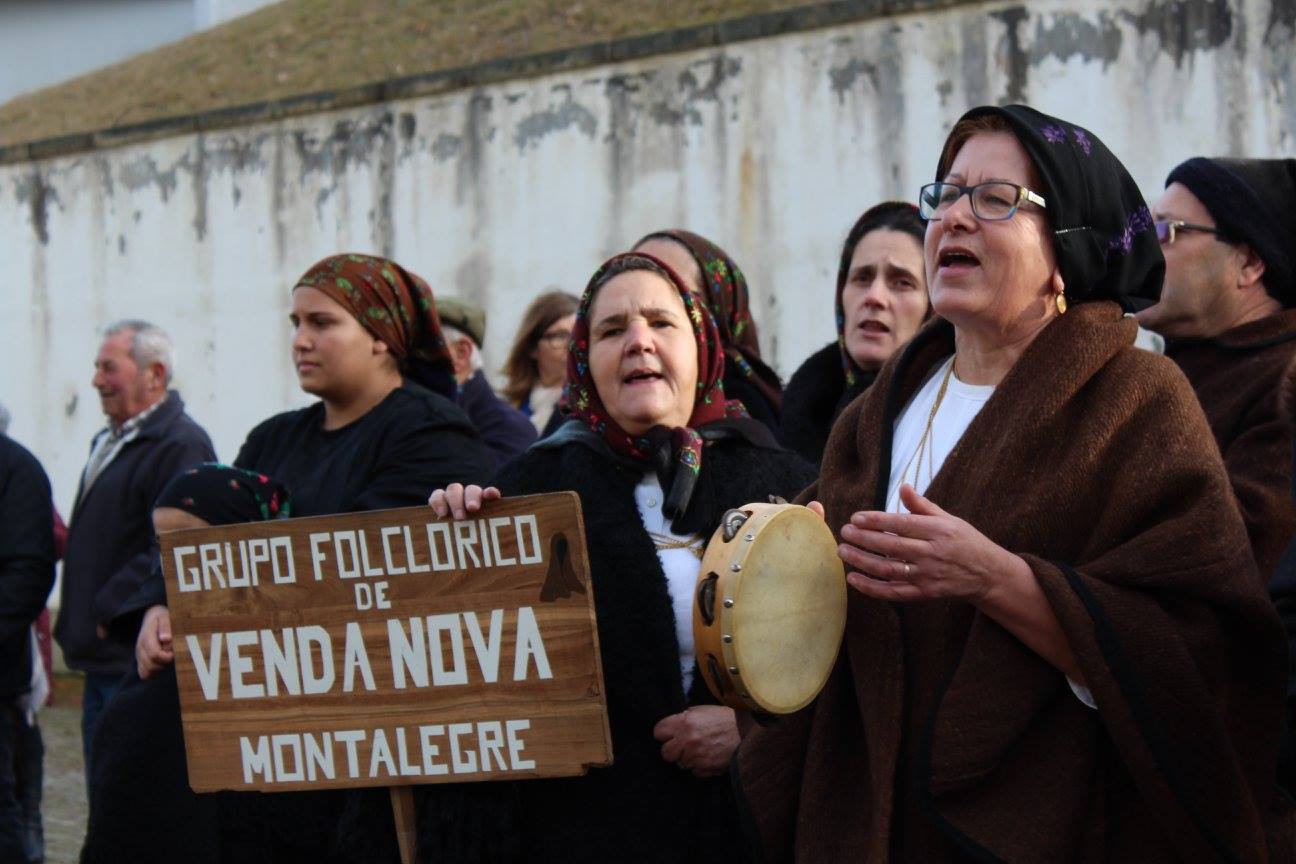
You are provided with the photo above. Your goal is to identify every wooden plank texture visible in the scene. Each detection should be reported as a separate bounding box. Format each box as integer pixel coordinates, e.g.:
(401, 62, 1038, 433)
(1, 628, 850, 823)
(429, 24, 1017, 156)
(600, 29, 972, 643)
(158, 492, 611, 793)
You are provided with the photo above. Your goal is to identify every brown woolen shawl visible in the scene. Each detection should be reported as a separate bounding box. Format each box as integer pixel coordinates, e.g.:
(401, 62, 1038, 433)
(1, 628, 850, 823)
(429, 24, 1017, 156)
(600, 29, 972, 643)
(737, 303, 1288, 862)
(735, 105, 1291, 864)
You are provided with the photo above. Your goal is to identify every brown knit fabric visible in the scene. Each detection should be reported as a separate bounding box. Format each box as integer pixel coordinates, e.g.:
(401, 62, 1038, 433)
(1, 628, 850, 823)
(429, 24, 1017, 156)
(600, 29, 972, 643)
(736, 302, 1290, 863)
(1167, 310, 1296, 579)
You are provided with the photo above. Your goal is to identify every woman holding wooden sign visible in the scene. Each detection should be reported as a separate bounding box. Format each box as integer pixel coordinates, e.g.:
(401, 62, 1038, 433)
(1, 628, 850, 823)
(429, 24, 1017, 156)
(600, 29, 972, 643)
(415, 252, 815, 862)
(86, 254, 494, 864)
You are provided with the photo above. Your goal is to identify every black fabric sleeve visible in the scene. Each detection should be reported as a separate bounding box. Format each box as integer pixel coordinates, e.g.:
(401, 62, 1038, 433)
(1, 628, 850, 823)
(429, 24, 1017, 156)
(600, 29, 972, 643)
(92, 432, 216, 628)
(233, 417, 273, 471)
(0, 447, 56, 645)
(350, 417, 495, 513)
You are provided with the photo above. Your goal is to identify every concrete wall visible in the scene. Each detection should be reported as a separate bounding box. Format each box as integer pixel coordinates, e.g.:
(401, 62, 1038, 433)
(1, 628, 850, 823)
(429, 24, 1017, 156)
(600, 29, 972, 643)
(2, 0, 1294, 522)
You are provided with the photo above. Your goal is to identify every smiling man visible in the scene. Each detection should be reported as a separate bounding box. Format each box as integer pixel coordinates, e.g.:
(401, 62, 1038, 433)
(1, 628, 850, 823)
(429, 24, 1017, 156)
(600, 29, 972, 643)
(1136, 157, 1296, 582)
(57, 320, 214, 786)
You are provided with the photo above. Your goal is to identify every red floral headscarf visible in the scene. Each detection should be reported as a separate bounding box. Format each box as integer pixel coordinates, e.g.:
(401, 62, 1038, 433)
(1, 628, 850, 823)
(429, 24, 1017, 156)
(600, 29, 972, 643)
(563, 252, 747, 520)
(636, 229, 783, 414)
(293, 253, 455, 397)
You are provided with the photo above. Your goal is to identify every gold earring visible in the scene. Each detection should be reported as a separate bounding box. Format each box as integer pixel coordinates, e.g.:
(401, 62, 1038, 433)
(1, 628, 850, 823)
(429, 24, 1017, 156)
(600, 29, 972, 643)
(1055, 292, 1068, 315)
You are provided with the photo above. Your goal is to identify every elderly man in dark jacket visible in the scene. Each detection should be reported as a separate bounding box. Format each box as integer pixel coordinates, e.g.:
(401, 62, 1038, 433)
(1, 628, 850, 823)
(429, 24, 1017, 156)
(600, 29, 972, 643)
(0, 432, 56, 860)
(440, 297, 537, 469)
(56, 320, 215, 781)
(1137, 157, 1296, 580)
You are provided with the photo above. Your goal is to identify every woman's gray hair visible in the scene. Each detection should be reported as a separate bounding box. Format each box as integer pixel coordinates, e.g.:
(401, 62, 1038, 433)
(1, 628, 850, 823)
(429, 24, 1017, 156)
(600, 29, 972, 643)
(103, 319, 175, 384)
(0, 403, 10, 435)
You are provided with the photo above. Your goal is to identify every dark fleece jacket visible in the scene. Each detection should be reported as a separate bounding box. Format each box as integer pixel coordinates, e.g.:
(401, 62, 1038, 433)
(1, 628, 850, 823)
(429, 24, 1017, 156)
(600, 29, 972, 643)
(736, 302, 1290, 863)
(1167, 309, 1296, 579)
(778, 342, 875, 466)
(58, 391, 215, 674)
(336, 435, 815, 863)
(0, 435, 56, 701)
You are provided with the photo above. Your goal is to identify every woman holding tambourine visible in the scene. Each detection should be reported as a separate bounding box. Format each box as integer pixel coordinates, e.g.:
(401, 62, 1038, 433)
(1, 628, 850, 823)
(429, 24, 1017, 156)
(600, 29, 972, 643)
(422, 252, 815, 863)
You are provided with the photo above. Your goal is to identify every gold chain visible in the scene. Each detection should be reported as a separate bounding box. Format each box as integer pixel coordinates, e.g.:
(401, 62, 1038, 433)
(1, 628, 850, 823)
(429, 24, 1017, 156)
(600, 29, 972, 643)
(647, 531, 705, 560)
(895, 359, 956, 510)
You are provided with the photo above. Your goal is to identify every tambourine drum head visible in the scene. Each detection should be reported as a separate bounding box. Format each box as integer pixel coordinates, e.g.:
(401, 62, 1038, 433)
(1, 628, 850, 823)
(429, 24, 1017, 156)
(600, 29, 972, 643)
(733, 509, 845, 714)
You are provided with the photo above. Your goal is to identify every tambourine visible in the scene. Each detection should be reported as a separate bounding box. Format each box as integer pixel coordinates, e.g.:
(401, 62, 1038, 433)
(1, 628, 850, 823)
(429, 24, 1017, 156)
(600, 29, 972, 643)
(693, 502, 846, 715)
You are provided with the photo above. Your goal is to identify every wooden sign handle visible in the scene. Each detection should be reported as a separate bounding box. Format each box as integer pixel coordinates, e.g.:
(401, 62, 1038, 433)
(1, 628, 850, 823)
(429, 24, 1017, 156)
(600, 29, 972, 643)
(390, 785, 417, 864)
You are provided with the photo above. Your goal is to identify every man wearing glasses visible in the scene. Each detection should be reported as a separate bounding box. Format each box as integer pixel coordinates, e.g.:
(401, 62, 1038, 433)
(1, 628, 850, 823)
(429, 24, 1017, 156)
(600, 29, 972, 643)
(1136, 157, 1296, 583)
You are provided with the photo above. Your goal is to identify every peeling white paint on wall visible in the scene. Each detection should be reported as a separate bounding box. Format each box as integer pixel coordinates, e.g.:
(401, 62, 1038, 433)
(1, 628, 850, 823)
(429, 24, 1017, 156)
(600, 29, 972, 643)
(2, 0, 1293, 523)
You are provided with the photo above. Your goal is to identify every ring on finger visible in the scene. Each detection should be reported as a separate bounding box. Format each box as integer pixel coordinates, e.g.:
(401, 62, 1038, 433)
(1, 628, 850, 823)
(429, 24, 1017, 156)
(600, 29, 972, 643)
(902, 562, 913, 578)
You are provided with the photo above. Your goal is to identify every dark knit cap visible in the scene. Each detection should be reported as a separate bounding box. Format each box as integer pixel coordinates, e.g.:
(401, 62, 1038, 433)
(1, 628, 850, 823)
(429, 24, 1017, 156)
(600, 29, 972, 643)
(1165, 157, 1296, 307)
(155, 463, 291, 525)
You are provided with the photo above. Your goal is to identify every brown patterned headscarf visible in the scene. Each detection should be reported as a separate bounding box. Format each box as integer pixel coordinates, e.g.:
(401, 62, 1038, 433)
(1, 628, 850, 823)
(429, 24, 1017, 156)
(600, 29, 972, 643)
(293, 253, 455, 398)
(636, 230, 783, 414)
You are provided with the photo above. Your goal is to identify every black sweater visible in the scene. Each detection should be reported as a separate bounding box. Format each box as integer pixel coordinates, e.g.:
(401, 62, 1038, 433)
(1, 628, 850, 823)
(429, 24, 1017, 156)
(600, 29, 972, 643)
(0, 435, 55, 700)
(235, 380, 493, 515)
(336, 434, 816, 863)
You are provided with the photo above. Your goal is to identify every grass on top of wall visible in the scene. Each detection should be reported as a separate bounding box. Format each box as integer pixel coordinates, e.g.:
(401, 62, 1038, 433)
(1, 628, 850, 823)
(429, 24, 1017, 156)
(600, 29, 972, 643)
(0, 0, 819, 148)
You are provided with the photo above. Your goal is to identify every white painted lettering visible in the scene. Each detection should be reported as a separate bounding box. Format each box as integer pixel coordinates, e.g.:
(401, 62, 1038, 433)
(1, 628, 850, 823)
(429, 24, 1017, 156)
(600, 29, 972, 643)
(188, 633, 223, 700)
(296, 625, 334, 694)
(513, 606, 553, 680)
(174, 546, 200, 592)
(448, 723, 477, 773)
(226, 630, 264, 699)
(260, 628, 302, 697)
(388, 617, 428, 689)
(506, 719, 536, 770)
(515, 515, 542, 565)
(428, 614, 469, 686)
(426, 523, 455, 572)
(489, 517, 516, 566)
(380, 526, 407, 575)
(240, 735, 272, 783)
(463, 609, 503, 683)
(309, 532, 330, 581)
(341, 622, 375, 692)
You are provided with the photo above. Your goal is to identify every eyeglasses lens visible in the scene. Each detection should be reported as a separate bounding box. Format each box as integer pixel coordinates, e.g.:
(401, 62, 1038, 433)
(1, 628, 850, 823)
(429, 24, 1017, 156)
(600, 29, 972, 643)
(971, 183, 1020, 220)
(1153, 221, 1173, 245)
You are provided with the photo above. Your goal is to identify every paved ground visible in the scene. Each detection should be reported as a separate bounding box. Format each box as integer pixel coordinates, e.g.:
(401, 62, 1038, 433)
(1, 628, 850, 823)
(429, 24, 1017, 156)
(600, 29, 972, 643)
(43, 676, 86, 864)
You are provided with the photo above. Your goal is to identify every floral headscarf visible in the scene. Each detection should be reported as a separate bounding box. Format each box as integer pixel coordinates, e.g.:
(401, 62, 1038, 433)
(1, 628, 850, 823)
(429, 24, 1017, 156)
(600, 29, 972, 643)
(636, 230, 783, 414)
(155, 463, 291, 524)
(293, 253, 455, 398)
(564, 252, 747, 521)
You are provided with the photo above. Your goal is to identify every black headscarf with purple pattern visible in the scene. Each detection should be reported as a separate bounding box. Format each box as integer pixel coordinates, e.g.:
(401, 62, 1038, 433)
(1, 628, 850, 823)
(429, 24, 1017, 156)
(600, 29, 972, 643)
(937, 105, 1164, 312)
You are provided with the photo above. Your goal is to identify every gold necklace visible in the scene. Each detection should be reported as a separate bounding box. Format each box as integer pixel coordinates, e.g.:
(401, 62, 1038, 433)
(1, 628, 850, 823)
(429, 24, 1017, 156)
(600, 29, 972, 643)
(647, 530, 705, 560)
(895, 359, 956, 509)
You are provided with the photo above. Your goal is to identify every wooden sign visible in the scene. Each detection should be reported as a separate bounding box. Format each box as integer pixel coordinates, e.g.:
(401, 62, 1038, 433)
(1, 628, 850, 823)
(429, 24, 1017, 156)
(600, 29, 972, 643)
(158, 493, 611, 793)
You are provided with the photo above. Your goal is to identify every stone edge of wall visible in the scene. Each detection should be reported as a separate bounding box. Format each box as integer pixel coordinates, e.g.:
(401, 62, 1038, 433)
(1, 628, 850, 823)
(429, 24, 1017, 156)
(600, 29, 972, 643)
(0, 0, 978, 166)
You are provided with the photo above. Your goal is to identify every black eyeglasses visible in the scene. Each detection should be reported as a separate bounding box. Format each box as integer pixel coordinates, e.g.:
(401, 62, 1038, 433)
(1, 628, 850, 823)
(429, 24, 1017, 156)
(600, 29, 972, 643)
(918, 181, 1047, 222)
(1154, 219, 1221, 246)
(538, 329, 571, 346)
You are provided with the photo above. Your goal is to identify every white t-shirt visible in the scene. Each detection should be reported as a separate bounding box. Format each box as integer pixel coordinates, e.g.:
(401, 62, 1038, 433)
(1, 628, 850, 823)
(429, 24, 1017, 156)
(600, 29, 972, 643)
(886, 356, 994, 513)
(633, 474, 704, 690)
(885, 355, 1096, 709)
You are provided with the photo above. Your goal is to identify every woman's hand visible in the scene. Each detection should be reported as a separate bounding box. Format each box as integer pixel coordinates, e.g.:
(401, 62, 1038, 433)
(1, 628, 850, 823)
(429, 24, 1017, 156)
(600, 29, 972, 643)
(427, 483, 501, 519)
(137, 605, 174, 679)
(652, 705, 740, 778)
(839, 484, 1084, 682)
(837, 483, 1022, 604)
